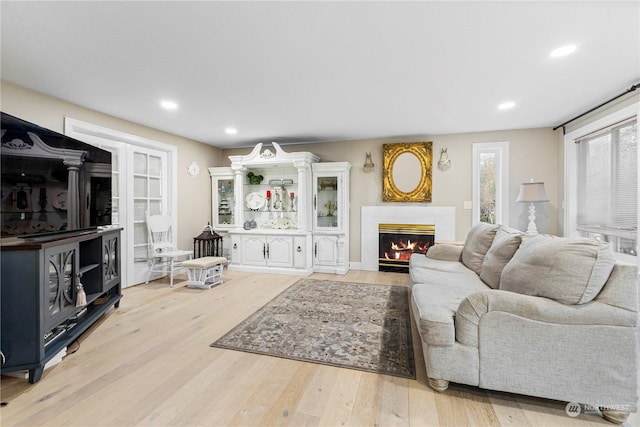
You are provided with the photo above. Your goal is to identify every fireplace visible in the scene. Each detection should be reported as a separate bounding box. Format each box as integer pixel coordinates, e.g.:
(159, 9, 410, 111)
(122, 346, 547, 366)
(378, 224, 435, 272)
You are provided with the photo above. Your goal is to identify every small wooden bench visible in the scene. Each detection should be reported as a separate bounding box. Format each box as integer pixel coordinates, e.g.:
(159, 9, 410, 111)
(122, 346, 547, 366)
(182, 256, 227, 289)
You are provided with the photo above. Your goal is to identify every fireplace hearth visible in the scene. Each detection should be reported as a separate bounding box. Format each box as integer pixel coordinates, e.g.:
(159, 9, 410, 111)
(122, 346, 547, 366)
(379, 224, 435, 272)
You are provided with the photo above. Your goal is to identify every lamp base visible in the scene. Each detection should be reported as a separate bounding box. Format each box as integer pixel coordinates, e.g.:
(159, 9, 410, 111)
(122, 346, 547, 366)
(526, 202, 539, 235)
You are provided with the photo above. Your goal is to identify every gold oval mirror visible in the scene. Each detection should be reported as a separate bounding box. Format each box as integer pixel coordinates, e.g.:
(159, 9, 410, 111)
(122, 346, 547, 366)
(382, 142, 433, 202)
(392, 152, 422, 193)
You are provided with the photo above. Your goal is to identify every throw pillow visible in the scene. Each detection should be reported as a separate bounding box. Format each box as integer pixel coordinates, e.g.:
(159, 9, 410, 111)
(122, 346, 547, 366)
(479, 227, 523, 289)
(500, 235, 616, 305)
(461, 222, 500, 275)
(426, 244, 463, 261)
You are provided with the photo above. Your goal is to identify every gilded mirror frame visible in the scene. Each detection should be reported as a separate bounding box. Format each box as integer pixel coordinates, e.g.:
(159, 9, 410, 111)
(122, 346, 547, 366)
(382, 142, 433, 202)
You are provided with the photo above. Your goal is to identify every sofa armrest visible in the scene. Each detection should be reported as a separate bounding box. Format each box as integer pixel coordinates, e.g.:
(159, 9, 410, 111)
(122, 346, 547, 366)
(455, 290, 638, 347)
(426, 244, 463, 261)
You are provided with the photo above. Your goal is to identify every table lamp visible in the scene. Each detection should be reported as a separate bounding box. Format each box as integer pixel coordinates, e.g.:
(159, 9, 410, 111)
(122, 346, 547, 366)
(516, 180, 549, 234)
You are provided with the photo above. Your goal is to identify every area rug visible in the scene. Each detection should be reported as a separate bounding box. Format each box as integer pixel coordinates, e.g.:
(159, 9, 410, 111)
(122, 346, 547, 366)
(210, 278, 415, 378)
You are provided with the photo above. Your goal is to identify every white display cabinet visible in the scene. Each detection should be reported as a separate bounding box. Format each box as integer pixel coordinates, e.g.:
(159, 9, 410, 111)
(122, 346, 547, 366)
(224, 143, 319, 275)
(312, 162, 351, 274)
(211, 146, 351, 275)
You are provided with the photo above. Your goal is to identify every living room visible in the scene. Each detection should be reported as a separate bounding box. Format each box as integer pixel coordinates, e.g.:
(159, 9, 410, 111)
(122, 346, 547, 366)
(1, 1, 639, 426)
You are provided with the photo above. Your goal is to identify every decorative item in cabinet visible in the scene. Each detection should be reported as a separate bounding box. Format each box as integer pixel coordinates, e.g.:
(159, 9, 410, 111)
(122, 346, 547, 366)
(268, 179, 295, 212)
(247, 171, 264, 185)
(319, 179, 337, 190)
(245, 192, 266, 211)
(324, 201, 336, 217)
(218, 198, 232, 215)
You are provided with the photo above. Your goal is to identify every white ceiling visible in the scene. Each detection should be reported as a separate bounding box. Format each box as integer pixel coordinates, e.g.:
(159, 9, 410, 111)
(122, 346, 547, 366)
(1, 1, 638, 148)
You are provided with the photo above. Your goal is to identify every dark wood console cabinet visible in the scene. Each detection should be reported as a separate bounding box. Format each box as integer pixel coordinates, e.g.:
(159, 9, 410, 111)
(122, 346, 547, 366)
(1, 228, 122, 383)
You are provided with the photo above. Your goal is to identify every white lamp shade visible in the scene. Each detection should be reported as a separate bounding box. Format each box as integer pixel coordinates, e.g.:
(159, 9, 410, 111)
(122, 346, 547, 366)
(516, 182, 549, 203)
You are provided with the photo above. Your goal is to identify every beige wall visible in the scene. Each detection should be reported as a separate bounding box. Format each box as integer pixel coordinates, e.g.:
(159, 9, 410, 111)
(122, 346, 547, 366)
(223, 127, 562, 263)
(2, 80, 563, 265)
(1, 81, 222, 250)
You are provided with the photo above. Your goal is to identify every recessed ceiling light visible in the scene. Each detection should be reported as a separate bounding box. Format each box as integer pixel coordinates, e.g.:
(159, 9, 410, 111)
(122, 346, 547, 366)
(160, 100, 178, 110)
(225, 127, 238, 135)
(498, 102, 516, 110)
(550, 44, 577, 58)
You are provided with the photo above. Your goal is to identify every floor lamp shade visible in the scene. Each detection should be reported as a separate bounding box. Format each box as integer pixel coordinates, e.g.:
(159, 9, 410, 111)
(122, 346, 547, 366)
(516, 182, 549, 234)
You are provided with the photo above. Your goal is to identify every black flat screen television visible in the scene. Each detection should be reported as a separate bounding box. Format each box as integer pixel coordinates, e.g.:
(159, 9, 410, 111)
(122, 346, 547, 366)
(1, 112, 113, 239)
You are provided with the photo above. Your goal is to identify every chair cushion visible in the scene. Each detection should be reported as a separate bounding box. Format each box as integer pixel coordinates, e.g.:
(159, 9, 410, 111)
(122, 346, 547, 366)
(500, 235, 616, 305)
(479, 228, 523, 289)
(183, 256, 227, 269)
(461, 222, 500, 275)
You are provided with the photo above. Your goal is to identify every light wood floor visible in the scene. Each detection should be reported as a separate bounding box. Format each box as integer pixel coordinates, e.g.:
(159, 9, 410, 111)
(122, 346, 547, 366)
(0, 269, 635, 426)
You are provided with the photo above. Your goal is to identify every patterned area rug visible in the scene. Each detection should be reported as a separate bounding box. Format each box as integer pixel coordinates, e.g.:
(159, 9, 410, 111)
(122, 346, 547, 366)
(211, 278, 415, 378)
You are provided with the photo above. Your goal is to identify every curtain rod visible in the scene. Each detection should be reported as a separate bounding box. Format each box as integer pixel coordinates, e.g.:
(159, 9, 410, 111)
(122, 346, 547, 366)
(553, 83, 640, 133)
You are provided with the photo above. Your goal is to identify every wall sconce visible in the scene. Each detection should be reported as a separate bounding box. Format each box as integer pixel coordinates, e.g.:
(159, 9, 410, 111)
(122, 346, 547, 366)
(363, 152, 374, 172)
(437, 148, 451, 171)
(516, 180, 549, 234)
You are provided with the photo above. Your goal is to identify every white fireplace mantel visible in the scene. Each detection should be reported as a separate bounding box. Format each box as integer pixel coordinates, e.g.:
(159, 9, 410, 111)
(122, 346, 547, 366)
(360, 206, 456, 271)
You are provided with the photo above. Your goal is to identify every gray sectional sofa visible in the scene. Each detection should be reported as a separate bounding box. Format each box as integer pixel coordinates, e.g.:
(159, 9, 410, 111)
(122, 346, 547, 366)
(409, 222, 638, 423)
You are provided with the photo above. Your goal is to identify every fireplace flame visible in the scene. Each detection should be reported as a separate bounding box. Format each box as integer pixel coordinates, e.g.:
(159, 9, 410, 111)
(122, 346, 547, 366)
(383, 239, 431, 260)
(391, 240, 415, 251)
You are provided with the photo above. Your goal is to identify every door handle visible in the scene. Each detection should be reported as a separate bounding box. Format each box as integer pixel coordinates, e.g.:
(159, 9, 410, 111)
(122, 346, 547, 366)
(314, 242, 318, 257)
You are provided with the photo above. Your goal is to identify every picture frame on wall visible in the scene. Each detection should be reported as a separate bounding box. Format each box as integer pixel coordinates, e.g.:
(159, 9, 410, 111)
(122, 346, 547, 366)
(382, 142, 433, 203)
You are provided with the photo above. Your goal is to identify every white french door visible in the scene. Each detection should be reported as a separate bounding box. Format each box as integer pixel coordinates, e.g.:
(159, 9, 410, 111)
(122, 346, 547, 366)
(64, 118, 177, 287)
(129, 145, 169, 284)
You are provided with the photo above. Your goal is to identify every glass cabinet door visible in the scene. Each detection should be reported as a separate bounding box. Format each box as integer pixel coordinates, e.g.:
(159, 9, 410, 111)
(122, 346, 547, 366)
(215, 177, 235, 227)
(45, 243, 77, 329)
(103, 233, 120, 289)
(315, 175, 340, 230)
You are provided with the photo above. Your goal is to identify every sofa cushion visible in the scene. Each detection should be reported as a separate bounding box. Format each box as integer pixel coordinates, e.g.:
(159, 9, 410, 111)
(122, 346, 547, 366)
(500, 235, 616, 305)
(425, 244, 463, 262)
(410, 257, 484, 285)
(479, 228, 523, 289)
(461, 222, 500, 275)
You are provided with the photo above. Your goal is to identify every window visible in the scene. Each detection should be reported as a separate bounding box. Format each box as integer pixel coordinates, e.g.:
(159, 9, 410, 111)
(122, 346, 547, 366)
(575, 118, 637, 257)
(472, 142, 509, 226)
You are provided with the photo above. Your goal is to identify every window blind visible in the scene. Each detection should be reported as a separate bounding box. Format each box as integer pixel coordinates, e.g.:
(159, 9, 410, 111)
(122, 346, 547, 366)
(576, 118, 637, 255)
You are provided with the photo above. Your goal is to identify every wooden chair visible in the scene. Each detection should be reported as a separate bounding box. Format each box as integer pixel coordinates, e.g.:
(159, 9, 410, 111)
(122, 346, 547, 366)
(146, 213, 193, 287)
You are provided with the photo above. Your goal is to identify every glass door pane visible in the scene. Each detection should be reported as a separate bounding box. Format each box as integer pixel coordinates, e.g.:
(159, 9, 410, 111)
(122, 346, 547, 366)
(316, 175, 339, 229)
(479, 152, 497, 224)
